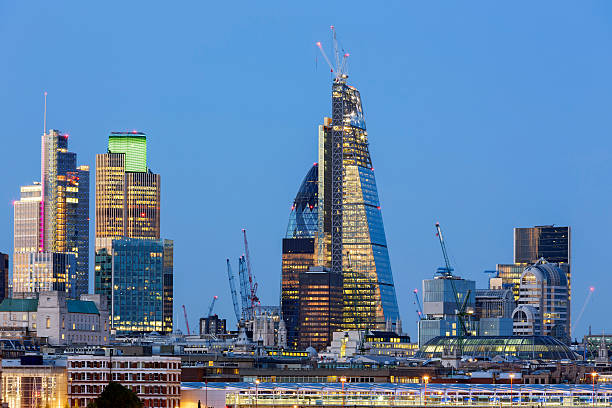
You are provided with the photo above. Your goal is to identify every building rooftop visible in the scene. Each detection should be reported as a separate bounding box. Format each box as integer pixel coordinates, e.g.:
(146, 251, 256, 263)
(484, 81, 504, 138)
(66, 299, 99, 315)
(0, 298, 38, 312)
(416, 335, 576, 360)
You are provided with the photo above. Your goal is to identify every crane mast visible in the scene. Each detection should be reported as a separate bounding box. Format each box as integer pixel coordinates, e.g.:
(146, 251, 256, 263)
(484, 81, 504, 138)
(238, 256, 250, 318)
(226, 259, 242, 323)
(242, 229, 259, 319)
(182, 304, 190, 335)
(208, 295, 218, 317)
(434, 222, 471, 339)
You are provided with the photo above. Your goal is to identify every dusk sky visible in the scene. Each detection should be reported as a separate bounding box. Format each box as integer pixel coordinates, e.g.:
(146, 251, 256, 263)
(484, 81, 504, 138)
(2, 1, 611, 340)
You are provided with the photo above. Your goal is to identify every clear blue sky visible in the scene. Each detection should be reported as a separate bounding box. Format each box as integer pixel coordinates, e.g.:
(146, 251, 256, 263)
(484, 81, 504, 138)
(1, 1, 611, 341)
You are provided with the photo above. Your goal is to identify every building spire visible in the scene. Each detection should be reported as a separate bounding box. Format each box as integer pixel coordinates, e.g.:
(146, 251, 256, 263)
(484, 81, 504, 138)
(43, 91, 47, 135)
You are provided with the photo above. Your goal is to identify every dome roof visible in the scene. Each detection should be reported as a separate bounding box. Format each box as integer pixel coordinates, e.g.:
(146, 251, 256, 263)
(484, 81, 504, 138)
(522, 261, 567, 287)
(416, 335, 576, 360)
(286, 164, 318, 238)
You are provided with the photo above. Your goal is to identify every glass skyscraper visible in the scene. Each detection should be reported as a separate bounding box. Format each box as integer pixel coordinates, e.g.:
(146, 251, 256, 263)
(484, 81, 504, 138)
(13, 129, 89, 297)
(95, 132, 161, 251)
(94, 132, 172, 334)
(320, 80, 400, 331)
(96, 238, 172, 334)
(281, 74, 401, 343)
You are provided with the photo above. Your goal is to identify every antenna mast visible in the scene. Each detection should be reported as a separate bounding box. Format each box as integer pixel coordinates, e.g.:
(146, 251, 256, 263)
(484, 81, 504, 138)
(43, 91, 47, 135)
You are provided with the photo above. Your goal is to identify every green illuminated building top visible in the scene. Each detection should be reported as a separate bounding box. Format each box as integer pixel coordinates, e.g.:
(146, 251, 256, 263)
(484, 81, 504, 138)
(108, 132, 147, 172)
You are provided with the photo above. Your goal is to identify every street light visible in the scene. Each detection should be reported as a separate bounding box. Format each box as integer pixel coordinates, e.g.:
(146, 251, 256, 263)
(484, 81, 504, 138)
(591, 372, 598, 407)
(423, 376, 429, 406)
(255, 379, 260, 408)
(509, 373, 515, 406)
(340, 376, 347, 408)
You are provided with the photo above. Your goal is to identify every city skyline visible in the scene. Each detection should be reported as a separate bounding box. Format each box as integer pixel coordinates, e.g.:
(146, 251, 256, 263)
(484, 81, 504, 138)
(2, 2, 611, 341)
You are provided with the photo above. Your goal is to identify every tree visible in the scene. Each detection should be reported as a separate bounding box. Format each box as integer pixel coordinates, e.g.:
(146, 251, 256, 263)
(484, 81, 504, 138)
(86, 382, 143, 408)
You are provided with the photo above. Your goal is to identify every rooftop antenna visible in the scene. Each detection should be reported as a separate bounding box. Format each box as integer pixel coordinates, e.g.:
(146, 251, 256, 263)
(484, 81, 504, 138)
(43, 91, 47, 135)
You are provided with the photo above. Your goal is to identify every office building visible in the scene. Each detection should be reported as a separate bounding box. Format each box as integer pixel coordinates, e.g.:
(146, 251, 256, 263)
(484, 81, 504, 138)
(13, 183, 43, 253)
(298, 266, 342, 350)
(95, 238, 172, 334)
(515, 226, 571, 312)
(0, 252, 8, 303)
(418, 275, 476, 346)
(317, 77, 400, 331)
(0, 292, 109, 345)
(512, 260, 570, 343)
(281, 71, 401, 338)
(281, 164, 318, 348)
(95, 132, 161, 251)
(474, 289, 515, 319)
(67, 355, 181, 408)
(12, 251, 75, 294)
(1, 356, 68, 408)
(200, 315, 227, 336)
(40, 130, 89, 296)
(493, 263, 524, 300)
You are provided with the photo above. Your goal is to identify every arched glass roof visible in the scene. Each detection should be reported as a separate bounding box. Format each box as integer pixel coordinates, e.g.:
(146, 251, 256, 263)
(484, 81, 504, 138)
(416, 335, 576, 360)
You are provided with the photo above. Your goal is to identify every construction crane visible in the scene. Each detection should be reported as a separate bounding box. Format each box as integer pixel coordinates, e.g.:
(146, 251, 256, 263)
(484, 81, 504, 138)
(208, 295, 218, 317)
(316, 25, 350, 81)
(182, 304, 190, 335)
(242, 229, 260, 319)
(238, 255, 249, 317)
(226, 259, 242, 323)
(413, 289, 424, 320)
(434, 222, 471, 339)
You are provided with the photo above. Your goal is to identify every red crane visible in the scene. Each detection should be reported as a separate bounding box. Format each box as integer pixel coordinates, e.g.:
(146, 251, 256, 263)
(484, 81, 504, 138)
(182, 304, 190, 335)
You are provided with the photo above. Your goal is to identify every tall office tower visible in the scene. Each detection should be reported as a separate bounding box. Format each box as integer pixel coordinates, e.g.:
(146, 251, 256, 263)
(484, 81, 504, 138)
(162, 240, 174, 334)
(0, 252, 8, 302)
(512, 260, 570, 343)
(318, 78, 400, 330)
(38, 129, 89, 296)
(12, 252, 75, 293)
(514, 226, 571, 330)
(95, 238, 171, 334)
(281, 164, 318, 348)
(298, 266, 342, 350)
(13, 183, 43, 253)
(95, 132, 160, 250)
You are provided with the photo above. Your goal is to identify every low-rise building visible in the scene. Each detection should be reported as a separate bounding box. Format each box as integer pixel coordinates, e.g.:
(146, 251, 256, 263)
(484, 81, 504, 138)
(1, 355, 68, 408)
(0, 291, 109, 345)
(67, 354, 181, 408)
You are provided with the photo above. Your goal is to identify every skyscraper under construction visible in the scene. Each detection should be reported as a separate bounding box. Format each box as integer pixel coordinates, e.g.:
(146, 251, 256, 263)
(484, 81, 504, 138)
(281, 35, 400, 348)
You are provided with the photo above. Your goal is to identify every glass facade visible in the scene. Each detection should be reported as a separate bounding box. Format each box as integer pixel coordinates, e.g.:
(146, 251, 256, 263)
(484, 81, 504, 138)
(0, 252, 8, 302)
(1, 366, 67, 408)
(108, 132, 147, 172)
(282, 165, 319, 348)
(12, 252, 75, 294)
(95, 133, 160, 251)
(318, 82, 400, 331)
(102, 238, 172, 334)
(416, 335, 576, 360)
(163, 239, 174, 334)
(298, 267, 342, 350)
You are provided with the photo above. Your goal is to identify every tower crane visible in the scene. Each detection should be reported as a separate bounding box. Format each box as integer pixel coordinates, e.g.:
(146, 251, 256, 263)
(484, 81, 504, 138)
(242, 229, 260, 319)
(316, 25, 350, 81)
(182, 304, 190, 335)
(413, 289, 424, 320)
(208, 295, 218, 317)
(238, 255, 249, 317)
(226, 259, 242, 323)
(434, 222, 471, 340)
